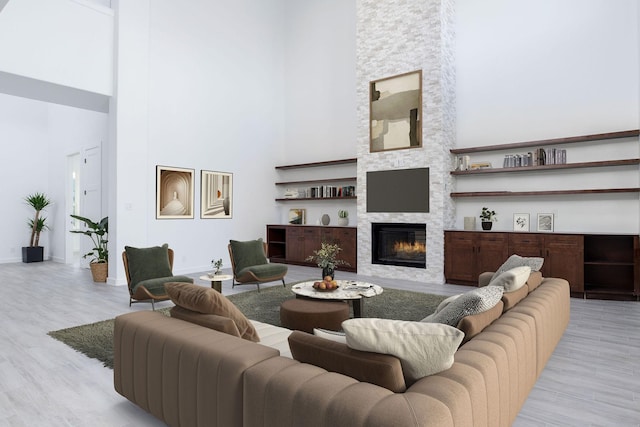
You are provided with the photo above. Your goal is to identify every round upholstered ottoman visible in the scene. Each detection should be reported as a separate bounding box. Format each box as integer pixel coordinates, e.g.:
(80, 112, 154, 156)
(280, 298, 350, 333)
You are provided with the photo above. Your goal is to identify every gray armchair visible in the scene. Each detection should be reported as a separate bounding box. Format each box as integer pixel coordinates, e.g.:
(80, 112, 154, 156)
(228, 238, 287, 292)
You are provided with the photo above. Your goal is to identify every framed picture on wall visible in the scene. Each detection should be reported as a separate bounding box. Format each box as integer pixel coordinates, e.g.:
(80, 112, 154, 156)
(156, 166, 195, 219)
(513, 213, 530, 231)
(537, 213, 554, 232)
(288, 208, 306, 225)
(201, 170, 233, 219)
(369, 70, 422, 153)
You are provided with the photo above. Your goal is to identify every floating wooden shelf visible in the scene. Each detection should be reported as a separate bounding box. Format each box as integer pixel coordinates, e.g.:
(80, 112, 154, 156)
(275, 158, 357, 170)
(450, 129, 639, 155)
(275, 177, 356, 186)
(450, 188, 640, 198)
(451, 159, 640, 175)
(275, 196, 357, 202)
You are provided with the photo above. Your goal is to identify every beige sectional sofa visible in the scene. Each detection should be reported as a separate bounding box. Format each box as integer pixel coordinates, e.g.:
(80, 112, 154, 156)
(114, 274, 569, 427)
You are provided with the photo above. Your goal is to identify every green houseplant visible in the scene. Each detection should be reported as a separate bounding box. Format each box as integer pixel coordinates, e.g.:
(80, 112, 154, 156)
(70, 215, 109, 282)
(306, 242, 350, 279)
(23, 192, 51, 263)
(479, 207, 497, 230)
(337, 209, 349, 226)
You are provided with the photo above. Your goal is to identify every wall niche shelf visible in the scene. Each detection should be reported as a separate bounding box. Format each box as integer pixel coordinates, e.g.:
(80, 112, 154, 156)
(275, 158, 357, 202)
(450, 129, 640, 198)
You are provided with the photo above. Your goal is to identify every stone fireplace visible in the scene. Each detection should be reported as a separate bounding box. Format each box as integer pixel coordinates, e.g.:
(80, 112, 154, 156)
(371, 223, 426, 269)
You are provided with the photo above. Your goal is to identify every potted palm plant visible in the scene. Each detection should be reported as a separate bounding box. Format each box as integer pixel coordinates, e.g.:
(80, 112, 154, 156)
(70, 215, 109, 282)
(22, 192, 51, 263)
(305, 242, 350, 280)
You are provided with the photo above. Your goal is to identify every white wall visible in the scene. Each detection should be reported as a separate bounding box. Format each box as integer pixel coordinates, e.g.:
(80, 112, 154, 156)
(0, 93, 108, 263)
(454, 0, 640, 234)
(0, 0, 113, 98)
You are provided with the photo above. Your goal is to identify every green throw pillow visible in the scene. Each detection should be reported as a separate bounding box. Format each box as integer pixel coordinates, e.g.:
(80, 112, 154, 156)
(125, 244, 173, 286)
(230, 239, 268, 272)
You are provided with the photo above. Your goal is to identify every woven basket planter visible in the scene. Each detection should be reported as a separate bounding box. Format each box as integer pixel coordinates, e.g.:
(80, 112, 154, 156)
(90, 262, 108, 282)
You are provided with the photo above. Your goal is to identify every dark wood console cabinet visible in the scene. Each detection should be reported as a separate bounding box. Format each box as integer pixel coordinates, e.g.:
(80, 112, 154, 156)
(445, 230, 639, 300)
(266, 225, 357, 272)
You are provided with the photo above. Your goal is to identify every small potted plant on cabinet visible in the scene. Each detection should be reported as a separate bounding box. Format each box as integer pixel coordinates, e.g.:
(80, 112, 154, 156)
(22, 192, 51, 263)
(479, 207, 497, 230)
(337, 209, 349, 226)
(70, 215, 109, 282)
(306, 242, 350, 280)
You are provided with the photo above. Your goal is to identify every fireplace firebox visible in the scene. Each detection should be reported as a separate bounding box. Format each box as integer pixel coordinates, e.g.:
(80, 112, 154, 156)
(371, 223, 426, 269)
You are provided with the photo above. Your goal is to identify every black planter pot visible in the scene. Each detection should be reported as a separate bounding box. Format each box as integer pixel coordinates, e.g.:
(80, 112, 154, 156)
(481, 221, 493, 231)
(322, 267, 334, 280)
(22, 246, 44, 263)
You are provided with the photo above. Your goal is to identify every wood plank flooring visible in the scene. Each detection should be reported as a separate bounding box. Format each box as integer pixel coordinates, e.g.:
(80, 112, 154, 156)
(0, 261, 638, 426)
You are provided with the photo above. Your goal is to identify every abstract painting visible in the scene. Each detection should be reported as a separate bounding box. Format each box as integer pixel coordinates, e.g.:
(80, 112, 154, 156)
(370, 70, 422, 152)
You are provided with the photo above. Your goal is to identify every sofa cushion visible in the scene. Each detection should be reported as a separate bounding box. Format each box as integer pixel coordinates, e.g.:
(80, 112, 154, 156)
(237, 263, 287, 280)
(342, 318, 464, 382)
(229, 239, 268, 272)
(500, 285, 529, 311)
(488, 266, 531, 292)
(133, 275, 194, 295)
(169, 305, 241, 337)
(491, 254, 544, 282)
(457, 300, 504, 343)
(125, 244, 173, 285)
(288, 330, 407, 392)
(165, 282, 259, 342)
(525, 270, 544, 292)
(422, 286, 504, 327)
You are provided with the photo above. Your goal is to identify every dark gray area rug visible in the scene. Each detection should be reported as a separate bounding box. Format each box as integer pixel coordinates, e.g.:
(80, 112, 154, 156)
(48, 282, 447, 369)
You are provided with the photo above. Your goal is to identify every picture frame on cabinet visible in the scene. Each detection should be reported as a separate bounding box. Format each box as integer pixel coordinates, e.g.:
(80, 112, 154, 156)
(513, 213, 530, 231)
(369, 70, 422, 152)
(288, 208, 306, 225)
(156, 165, 195, 219)
(201, 170, 233, 219)
(537, 213, 554, 232)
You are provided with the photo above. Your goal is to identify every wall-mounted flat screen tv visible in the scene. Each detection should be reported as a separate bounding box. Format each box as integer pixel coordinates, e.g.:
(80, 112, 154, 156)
(366, 167, 429, 213)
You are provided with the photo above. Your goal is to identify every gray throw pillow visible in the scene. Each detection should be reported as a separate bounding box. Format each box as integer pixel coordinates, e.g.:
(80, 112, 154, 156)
(423, 286, 504, 327)
(491, 254, 543, 282)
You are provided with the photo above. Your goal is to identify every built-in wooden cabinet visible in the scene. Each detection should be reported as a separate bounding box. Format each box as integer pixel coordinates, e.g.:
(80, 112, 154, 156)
(266, 225, 357, 272)
(445, 230, 639, 300)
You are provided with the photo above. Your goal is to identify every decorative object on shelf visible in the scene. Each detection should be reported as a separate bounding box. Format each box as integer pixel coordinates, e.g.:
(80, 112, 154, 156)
(337, 210, 349, 226)
(23, 192, 51, 263)
(283, 188, 299, 198)
(69, 215, 109, 282)
(537, 213, 554, 232)
(513, 213, 530, 231)
(288, 208, 306, 224)
(201, 170, 232, 219)
(211, 258, 223, 276)
(321, 214, 330, 226)
(480, 207, 497, 230)
(305, 242, 350, 280)
(156, 165, 194, 219)
(370, 69, 422, 153)
(456, 155, 471, 171)
(463, 216, 476, 231)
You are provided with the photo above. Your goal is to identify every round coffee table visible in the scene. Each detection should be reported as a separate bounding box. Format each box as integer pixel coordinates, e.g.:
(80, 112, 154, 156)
(199, 274, 233, 293)
(290, 280, 383, 318)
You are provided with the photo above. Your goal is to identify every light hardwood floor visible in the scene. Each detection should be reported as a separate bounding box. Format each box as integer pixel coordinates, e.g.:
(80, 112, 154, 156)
(0, 261, 638, 426)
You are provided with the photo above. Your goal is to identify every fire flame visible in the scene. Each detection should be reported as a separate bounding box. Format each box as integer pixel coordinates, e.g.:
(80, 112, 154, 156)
(393, 241, 426, 255)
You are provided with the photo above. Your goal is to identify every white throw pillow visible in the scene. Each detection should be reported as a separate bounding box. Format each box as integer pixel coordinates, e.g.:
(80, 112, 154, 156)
(313, 328, 347, 344)
(423, 286, 504, 327)
(421, 293, 462, 322)
(491, 254, 543, 282)
(342, 318, 464, 381)
(488, 266, 531, 292)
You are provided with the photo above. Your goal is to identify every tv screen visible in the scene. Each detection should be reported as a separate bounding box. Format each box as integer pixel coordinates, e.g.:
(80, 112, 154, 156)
(366, 168, 429, 213)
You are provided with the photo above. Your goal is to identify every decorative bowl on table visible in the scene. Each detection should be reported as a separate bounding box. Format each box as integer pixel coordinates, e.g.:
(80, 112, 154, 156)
(312, 280, 339, 292)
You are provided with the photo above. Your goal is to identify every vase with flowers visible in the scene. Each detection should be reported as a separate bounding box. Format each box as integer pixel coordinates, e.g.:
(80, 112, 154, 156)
(305, 242, 350, 280)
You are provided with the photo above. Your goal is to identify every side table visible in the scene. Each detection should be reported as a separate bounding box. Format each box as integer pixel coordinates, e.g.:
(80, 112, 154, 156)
(199, 274, 233, 293)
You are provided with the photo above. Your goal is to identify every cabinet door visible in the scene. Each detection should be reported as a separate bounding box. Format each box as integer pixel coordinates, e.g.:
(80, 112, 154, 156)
(444, 232, 477, 283)
(635, 236, 640, 296)
(476, 233, 509, 275)
(286, 227, 305, 262)
(331, 228, 357, 270)
(302, 228, 322, 261)
(508, 234, 543, 258)
(543, 235, 584, 292)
